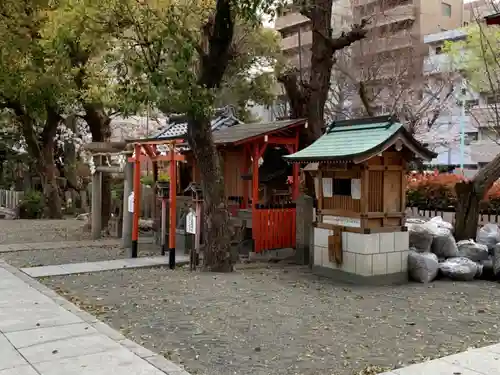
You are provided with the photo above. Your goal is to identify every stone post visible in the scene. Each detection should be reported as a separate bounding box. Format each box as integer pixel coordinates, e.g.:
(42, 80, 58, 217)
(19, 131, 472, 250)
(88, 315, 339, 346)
(295, 194, 314, 265)
(91, 167, 102, 240)
(122, 157, 134, 250)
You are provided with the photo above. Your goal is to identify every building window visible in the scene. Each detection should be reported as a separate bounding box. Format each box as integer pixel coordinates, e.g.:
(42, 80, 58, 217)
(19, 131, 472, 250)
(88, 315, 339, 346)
(442, 2, 451, 17)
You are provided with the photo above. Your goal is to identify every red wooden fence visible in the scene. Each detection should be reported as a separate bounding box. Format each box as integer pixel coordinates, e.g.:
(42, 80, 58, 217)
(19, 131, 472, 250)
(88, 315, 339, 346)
(252, 206, 296, 253)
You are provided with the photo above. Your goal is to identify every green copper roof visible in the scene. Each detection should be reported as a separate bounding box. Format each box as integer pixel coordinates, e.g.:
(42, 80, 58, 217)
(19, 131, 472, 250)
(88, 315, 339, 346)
(284, 116, 435, 162)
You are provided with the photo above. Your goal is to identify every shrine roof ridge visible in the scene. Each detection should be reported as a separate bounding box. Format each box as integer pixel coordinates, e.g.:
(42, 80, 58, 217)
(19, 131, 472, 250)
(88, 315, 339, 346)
(284, 115, 436, 163)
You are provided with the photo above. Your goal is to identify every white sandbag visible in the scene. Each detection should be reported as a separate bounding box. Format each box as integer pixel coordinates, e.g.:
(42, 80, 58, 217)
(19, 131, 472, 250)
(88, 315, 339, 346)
(493, 243, 500, 278)
(408, 251, 439, 283)
(476, 223, 500, 251)
(429, 216, 453, 232)
(432, 234, 459, 259)
(439, 257, 482, 281)
(457, 240, 489, 262)
(408, 222, 437, 253)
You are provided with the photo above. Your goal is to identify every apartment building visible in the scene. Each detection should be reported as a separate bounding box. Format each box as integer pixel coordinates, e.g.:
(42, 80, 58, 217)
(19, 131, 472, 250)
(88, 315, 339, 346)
(422, 28, 500, 168)
(348, 0, 465, 114)
(274, 1, 353, 76)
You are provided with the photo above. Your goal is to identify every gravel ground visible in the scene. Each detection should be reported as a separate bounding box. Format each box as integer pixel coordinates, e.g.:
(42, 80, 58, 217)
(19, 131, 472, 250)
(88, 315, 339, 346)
(40, 265, 500, 375)
(0, 244, 160, 268)
(0, 219, 91, 244)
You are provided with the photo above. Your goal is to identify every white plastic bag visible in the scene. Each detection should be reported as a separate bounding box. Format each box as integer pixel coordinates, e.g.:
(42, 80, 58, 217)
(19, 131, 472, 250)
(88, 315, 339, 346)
(439, 257, 482, 281)
(429, 216, 453, 232)
(408, 251, 439, 283)
(457, 240, 489, 262)
(408, 222, 437, 253)
(476, 223, 500, 251)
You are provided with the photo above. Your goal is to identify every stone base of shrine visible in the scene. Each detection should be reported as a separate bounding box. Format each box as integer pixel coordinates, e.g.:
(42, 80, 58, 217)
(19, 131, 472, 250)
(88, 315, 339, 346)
(312, 227, 410, 285)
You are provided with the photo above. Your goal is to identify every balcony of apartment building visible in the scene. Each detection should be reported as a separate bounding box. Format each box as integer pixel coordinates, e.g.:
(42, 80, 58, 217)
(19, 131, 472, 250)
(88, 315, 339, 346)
(280, 27, 313, 52)
(423, 29, 467, 75)
(275, 10, 310, 31)
(352, 0, 417, 28)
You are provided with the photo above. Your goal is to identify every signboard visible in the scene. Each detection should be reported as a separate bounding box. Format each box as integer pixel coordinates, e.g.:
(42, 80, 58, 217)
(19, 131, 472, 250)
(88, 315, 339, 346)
(323, 215, 361, 228)
(186, 209, 196, 234)
(351, 179, 361, 200)
(127, 192, 134, 213)
(322, 177, 333, 198)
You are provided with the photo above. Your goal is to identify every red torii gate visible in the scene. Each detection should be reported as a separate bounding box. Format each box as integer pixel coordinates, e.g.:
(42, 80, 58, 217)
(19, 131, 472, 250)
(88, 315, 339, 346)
(129, 140, 185, 268)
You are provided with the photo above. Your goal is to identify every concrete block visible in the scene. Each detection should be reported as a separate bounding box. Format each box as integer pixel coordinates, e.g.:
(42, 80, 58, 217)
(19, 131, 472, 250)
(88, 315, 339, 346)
(313, 246, 325, 266)
(343, 251, 356, 274)
(401, 250, 409, 273)
(387, 252, 402, 274)
(379, 233, 395, 253)
(355, 254, 372, 276)
(394, 231, 409, 252)
(372, 253, 387, 275)
(347, 233, 379, 254)
(341, 231, 348, 250)
(314, 227, 329, 247)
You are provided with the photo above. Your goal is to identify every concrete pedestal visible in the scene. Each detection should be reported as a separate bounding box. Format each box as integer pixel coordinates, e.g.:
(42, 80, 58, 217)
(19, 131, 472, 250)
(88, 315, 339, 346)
(312, 224, 410, 285)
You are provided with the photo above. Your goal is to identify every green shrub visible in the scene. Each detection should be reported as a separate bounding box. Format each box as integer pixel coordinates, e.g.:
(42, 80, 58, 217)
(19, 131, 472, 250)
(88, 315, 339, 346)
(19, 190, 45, 219)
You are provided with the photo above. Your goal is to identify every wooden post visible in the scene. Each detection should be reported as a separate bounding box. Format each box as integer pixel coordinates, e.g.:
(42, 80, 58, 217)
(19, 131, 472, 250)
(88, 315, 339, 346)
(121, 156, 133, 250)
(168, 144, 177, 269)
(252, 145, 260, 209)
(161, 197, 167, 255)
(242, 146, 249, 209)
(195, 198, 202, 265)
(91, 158, 102, 240)
(131, 144, 142, 258)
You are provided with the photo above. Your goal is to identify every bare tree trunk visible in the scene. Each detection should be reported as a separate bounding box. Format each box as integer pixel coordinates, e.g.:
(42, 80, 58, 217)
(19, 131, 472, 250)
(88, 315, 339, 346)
(454, 153, 500, 240)
(454, 182, 481, 241)
(84, 103, 112, 230)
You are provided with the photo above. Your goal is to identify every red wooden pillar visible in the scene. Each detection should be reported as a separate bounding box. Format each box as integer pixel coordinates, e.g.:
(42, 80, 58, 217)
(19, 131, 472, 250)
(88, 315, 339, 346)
(168, 144, 177, 269)
(131, 144, 142, 258)
(242, 146, 249, 209)
(252, 144, 260, 209)
(292, 132, 300, 200)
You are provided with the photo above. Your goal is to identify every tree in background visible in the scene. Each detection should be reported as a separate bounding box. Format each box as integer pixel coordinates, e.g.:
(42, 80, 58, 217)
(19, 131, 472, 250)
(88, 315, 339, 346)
(445, 8, 500, 240)
(0, 0, 72, 218)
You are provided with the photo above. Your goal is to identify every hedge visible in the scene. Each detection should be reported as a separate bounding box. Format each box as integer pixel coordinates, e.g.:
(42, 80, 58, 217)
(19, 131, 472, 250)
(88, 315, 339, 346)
(406, 172, 500, 212)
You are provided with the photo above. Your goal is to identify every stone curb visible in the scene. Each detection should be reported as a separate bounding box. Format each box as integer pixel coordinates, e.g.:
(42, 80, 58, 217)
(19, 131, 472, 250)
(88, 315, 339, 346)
(0, 259, 191, 375)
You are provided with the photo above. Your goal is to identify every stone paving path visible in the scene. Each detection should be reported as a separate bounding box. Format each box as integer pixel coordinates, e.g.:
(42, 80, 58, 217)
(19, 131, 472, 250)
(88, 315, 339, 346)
(21, 255, 190, 277)
(379, 344, 500, 375)
(0, 260, 191, 375)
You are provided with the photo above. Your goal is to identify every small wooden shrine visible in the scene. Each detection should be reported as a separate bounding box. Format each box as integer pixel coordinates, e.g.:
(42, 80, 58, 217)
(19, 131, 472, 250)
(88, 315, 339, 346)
(285, 115, 436, 284)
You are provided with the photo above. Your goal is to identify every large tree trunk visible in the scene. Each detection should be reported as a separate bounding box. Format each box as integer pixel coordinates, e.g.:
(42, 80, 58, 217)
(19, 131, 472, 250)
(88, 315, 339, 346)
(12, 103, 63, 218)
(40, 138, 62, 218)
(454, 154, 500, 240)
(184, 0, 235, 272)
(187, 117, 232, 272)
(84, 103, 112, 230)
(454, 181, 481, 241)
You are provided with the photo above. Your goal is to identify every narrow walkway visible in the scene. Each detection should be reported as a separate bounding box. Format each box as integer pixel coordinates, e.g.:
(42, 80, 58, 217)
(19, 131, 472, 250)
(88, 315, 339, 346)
(379, 344, 500, 375)
(0, 261, 190, 375)
(21, 255, 190, 278)
(0, 237, 155, 253)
